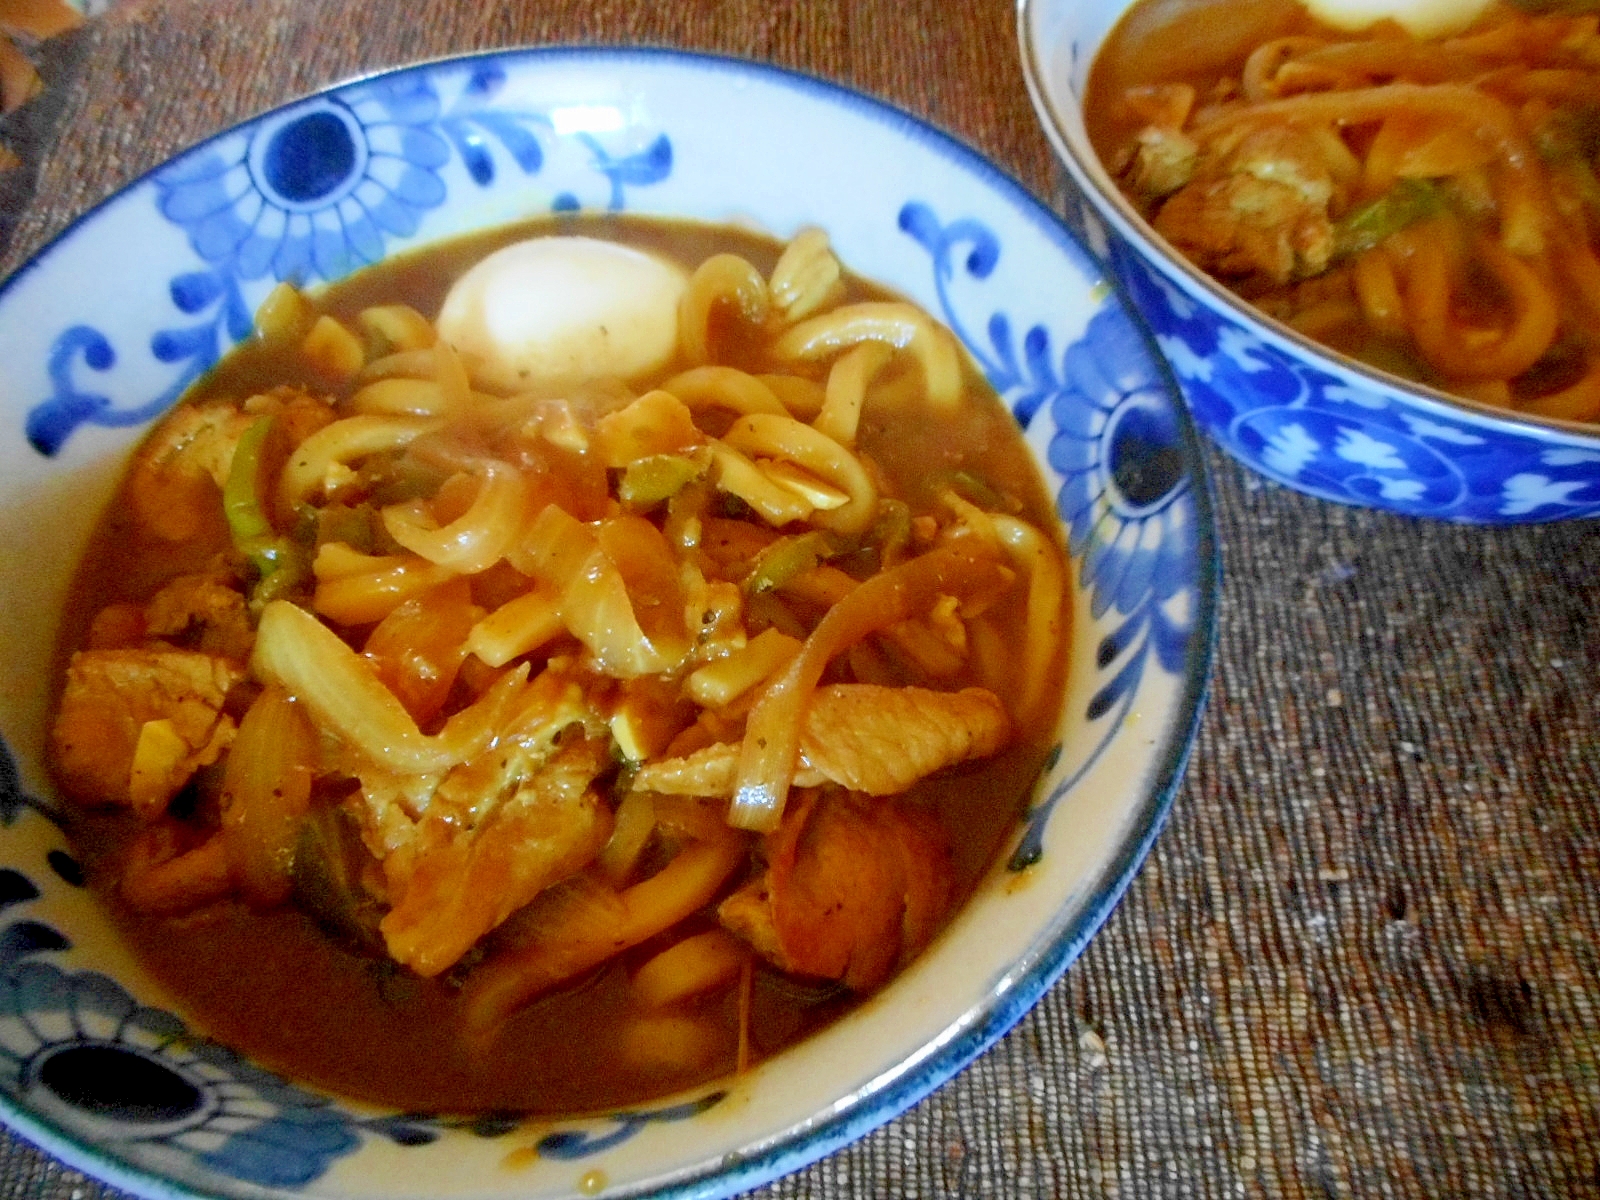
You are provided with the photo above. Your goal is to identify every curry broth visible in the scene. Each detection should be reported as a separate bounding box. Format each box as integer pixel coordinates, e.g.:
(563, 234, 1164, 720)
(57, 215, 1067, 1116)
(1083, 0, 1313, 158)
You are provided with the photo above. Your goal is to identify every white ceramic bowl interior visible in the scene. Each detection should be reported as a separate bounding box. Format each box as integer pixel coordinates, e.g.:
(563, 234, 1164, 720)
(0, 48, 1216, 1200)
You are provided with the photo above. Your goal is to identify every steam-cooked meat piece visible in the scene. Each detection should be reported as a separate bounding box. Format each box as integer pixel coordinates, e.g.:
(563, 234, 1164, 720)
(1148, 123, 1345, 286)
(142, 567, 254, 660)
(799, 684, 1009, 794)
(1125, 124, 1200, 201)
(51, 647, 244, 815)
(715, 877, 786, 965)
(631, 742, 826, 796)
(243, 384, 338, 446)
(118, 823, 234, 915)
(633, 684, 1011, 797)
(339, 662, 602, 864)
(717, 789, 953, 991)
(126, 399, 257, 542)
(127, 388, 336, 541)
(376, 736, 614, 978)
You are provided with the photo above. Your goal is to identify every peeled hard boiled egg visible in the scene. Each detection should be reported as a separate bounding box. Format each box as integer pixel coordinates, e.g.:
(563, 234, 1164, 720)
(437, 236, 687, 393)
(1303, 0, 1492, 37)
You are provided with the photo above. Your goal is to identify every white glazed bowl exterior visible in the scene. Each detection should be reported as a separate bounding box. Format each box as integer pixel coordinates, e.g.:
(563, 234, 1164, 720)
(1019, 0, 1600, 523)
(0, 49, 1215, 1200)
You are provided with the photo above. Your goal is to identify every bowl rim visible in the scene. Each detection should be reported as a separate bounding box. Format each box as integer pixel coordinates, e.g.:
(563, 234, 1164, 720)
(1014, 0, 1600, 445)
(0, 41, 1220, 1200)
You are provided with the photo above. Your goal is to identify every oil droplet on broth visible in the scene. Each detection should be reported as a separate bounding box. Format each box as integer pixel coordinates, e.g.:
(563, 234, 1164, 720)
(579, 1167, 609, 1195)
(500, 1145, 541, 1171)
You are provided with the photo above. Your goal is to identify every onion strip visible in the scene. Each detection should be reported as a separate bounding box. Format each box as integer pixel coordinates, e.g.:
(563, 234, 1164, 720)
(219, 685, 313, 907)
(252, 600, 524, 773)
(729, 545, 1010, 831)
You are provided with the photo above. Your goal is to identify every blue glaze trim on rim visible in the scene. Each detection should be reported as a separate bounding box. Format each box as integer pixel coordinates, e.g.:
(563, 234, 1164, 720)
(0, 995, 230, 1200)
(0, 45, 1218, 1200)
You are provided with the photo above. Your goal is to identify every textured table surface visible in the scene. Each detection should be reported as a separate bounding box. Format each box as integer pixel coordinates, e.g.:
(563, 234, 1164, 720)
(1, 1, 1597, 1197)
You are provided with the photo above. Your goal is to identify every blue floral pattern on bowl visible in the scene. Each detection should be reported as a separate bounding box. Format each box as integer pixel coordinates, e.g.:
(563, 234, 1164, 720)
(0, 955, 362, 1189)
(0, 47, 1215, 1200)
(1104, 232, 1600, 522)
(898, 203, 1200, 869)
(25, 62, 672, 457)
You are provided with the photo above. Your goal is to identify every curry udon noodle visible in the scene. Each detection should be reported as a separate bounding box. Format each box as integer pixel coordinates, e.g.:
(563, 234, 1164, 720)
(46, 217, 1068, 1114)
(1087, 0, 1600, 421)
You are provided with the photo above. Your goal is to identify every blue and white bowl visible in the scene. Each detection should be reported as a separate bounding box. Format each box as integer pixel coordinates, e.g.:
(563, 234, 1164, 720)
(1019, 0, 1600, 523)
(0, 49, 1216, 1200)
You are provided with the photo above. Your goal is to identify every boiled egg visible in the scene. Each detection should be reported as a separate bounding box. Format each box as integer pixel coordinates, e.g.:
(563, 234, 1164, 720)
(437, 236, 687, 393)
(1303, 0, 1492, 37)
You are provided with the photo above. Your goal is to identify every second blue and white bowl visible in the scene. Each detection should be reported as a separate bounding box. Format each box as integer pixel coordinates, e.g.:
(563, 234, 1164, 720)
(1019, 0, 1600, 523)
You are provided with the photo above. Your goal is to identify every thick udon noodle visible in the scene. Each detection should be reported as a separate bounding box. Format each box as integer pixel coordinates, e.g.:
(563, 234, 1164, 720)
(1087, 0, 1600, 419)
(47, 218, 1067, 1111)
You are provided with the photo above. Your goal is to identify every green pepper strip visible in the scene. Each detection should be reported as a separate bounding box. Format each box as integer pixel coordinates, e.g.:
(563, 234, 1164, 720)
(224, 415, 309, 605)
(223, 417, 276, 547)
(619, 454, 703, 508)
(871, 498, 912, 569)
(745, 529, 847, 595)
(307, 502, 380, 554)
(929, 469, 1009, 512)
(1332, 178, 1444, 261)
